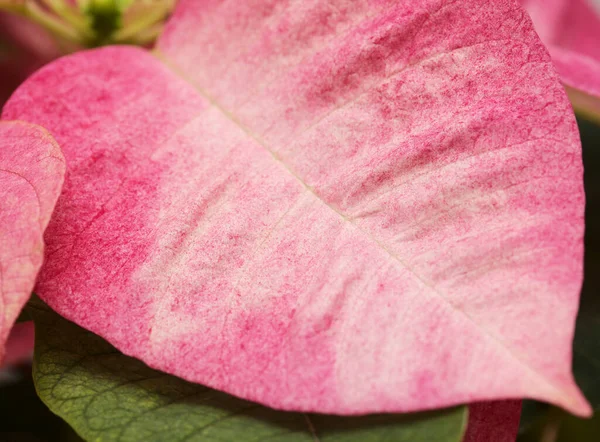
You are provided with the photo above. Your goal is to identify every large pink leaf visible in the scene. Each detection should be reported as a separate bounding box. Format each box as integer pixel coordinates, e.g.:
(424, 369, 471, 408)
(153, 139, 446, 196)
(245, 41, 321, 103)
(3, 0, 591, 415)
(0, 121, 64, 363)
(522, 0, 600, 116)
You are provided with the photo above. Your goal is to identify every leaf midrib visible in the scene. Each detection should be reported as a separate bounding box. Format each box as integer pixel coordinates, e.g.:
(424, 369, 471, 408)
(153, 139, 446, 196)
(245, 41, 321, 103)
(150, 46, 577, 411)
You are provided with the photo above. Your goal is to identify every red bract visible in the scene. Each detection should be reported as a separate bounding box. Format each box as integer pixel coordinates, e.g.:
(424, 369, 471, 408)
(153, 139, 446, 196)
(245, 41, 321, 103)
(463, 401, 522, 442)
(0, 122, 64, 364)
(2, 321, 34, 367)
(522, 0, 600, 116)
(2, 0, 590, 415)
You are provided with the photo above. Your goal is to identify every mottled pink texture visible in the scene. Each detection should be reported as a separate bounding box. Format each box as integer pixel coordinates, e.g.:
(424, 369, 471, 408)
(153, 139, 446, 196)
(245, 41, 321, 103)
(522, 0, 600, 113)
(464, 401, 522, 442)
(3, 0, 590, 415)
(0, 121, 64, 363)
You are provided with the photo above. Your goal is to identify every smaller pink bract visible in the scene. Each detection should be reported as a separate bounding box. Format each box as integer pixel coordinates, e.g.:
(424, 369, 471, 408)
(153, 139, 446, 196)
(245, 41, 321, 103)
(522, 0, 600, 117)
(0, 121, 64, 364)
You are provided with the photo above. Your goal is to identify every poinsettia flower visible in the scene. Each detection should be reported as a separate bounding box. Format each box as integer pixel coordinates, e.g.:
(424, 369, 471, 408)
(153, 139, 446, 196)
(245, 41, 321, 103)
(0, 121, 64, 364)
(2, 0, 591, 417)
(522, 0, 600, 118)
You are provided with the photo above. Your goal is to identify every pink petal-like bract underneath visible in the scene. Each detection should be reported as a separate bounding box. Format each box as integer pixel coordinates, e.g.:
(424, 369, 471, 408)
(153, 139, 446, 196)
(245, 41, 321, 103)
(522, 0, 600, 115)
(3, 0, 590, 415)
(0, 121, 64, 363)
(463, 401, 522, 442)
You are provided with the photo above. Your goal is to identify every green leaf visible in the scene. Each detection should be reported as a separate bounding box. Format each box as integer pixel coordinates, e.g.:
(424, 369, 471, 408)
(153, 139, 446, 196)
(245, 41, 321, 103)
(28, 298, 467, 442)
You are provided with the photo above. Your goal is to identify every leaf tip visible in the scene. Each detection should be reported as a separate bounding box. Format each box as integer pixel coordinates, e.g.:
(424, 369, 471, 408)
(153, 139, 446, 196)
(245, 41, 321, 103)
(555, 382, 593, 418)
